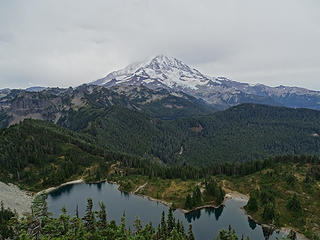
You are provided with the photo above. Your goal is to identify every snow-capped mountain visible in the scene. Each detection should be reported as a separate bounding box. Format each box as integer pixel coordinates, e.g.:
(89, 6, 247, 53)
(91, 55, 214, 90)
(90, 55, 320, 110)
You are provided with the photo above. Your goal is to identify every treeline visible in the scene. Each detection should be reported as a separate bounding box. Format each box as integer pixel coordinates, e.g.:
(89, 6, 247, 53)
(119, 154, 320, 181)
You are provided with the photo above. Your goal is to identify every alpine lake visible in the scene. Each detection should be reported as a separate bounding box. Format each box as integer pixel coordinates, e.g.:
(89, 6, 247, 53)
(47, 181, 287, 240)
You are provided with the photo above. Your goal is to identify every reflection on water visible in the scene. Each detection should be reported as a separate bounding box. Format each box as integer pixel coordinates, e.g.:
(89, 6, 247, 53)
(120, 191, 130, 199)
(96, 182, 103, 191)
(248, 217, 257, 230)
(185, 209, 201, 222)
(213, 205, 224, 220)
(262, 225, 277, 240)
(49, 184, 74, 199)
(47, 182, 286, 240)
(185, 205, 224, 223)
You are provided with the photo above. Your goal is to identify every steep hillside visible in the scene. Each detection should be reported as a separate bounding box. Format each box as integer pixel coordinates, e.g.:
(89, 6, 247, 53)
(0, 119, 138, 191)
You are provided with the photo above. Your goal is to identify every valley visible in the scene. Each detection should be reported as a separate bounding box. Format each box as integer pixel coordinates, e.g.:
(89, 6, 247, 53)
(1, 57, 320, 239)
(1, 0, 319, 238)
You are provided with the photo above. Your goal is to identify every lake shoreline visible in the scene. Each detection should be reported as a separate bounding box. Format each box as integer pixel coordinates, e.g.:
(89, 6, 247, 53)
(106, 179, 231, 214)
(240, 198, 308, 240)
(41, 178, 308, 239)
(37, 179, 84, 196)
(40, 178, 235, 213)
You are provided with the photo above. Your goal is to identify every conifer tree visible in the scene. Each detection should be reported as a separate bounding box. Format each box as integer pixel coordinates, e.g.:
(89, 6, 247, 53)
(193, 186, 202, 205)
(58, 206, 70, 235)
(185, 194, 193, 209)
(97, 201, 107, 229)
(120, 211, 126, 236)
(167, 208, 175, 233)
(83, 198, 95, 233)
(246, 192, 258, 212)
(29, 192, 49, 239)
(160, 211, 167, 236)
(134, 216, 142, 234)
(188, 224, 195, 240)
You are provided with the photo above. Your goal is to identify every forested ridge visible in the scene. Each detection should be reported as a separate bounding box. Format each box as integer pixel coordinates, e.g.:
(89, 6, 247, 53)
(57, 103, 320, 165)
(2, 116, 320, 191)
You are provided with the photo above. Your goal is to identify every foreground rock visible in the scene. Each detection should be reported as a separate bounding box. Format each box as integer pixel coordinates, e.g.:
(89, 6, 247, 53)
(0, 181, 33, 216)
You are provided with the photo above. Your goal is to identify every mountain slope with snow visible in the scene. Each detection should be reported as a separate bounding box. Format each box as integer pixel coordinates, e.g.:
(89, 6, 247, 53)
(90, 55, 320, 110)
(91, 55, 214, 90)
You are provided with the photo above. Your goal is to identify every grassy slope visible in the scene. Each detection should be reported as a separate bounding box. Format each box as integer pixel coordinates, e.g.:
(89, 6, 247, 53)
(115, 175, 200, 209)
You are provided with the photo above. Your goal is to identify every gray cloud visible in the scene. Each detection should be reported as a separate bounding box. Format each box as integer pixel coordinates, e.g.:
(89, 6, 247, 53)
(0, 0, 319, 90)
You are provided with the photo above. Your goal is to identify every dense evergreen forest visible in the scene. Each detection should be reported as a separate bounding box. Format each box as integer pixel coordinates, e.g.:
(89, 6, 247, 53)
(58, 104, 320, 165)
(1, 117, 320, 192)
(2, 102, 320, 166)
(0, 119, 111, 190)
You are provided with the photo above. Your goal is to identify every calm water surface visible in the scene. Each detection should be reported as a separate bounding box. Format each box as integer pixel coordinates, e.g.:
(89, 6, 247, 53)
(47, 182, 285, 240)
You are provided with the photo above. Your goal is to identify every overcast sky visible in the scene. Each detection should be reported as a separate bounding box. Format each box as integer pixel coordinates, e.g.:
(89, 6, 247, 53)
(0, 0, 319, 90)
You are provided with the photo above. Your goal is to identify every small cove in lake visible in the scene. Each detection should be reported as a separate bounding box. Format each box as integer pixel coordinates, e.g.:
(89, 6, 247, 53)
(47, 181, 286, 240)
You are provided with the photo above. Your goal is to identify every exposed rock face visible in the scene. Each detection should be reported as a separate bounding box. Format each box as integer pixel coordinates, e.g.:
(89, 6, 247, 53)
(0, 84, 215, 127)
(0, 88, 71, 126)
(0, 181, 33, 216)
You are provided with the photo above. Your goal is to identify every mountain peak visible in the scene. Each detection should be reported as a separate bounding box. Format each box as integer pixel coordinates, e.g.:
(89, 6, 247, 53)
(91, 55, 211, 89)
(148, 54, 181, 65)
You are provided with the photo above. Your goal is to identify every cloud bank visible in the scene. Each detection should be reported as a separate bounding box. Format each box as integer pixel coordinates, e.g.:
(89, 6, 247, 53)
(0, 0, 319, 89)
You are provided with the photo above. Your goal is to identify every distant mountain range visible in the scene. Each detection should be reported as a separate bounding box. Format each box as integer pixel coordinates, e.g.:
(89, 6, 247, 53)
(91, 55, 320, 110)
